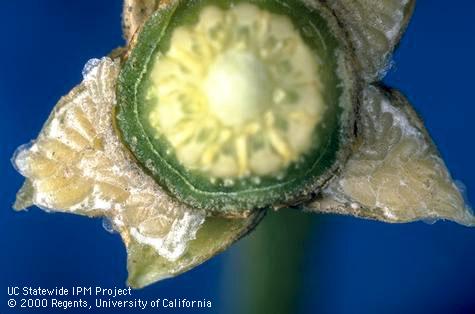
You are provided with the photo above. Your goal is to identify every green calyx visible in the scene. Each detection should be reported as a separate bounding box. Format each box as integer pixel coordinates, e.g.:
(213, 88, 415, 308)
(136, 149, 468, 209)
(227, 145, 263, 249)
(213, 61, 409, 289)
(116, 0, 356, 215)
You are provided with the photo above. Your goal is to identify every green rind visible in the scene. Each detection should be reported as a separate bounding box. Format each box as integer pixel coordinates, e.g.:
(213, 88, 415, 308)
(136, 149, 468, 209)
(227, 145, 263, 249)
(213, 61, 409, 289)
(116, 0, 357, 215)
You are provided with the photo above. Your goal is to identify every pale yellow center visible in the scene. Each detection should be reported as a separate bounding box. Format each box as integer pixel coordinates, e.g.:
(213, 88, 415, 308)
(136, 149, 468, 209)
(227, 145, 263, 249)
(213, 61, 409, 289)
(146, 4, 325, 181)
(204, 51, 272, 126)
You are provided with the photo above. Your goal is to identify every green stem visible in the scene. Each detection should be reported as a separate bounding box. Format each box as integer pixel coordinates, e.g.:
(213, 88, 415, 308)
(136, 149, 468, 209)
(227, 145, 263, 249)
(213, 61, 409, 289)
(222, 209, 317, 314)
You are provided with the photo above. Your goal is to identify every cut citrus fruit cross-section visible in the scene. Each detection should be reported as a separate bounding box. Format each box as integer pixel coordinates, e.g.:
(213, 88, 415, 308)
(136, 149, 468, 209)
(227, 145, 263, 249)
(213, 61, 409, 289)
(116, 1, 356, 215)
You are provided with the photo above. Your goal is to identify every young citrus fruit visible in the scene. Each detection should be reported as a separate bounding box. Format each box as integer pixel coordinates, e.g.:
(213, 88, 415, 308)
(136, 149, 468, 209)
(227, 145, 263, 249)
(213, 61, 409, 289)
(116, 0, 357, 215)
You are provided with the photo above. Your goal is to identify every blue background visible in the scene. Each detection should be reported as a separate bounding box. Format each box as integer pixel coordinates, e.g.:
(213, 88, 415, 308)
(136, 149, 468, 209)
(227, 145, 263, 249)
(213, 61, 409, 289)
(1, 1, 474, 313)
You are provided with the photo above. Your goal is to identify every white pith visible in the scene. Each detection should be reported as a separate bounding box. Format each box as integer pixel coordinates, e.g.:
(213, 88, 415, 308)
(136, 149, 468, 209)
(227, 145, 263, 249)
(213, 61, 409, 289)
(204, 51, 272, 127)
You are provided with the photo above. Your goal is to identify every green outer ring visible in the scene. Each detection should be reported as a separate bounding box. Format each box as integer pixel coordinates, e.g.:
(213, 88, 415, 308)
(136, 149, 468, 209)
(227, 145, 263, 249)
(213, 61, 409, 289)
(116, 0, 356, 215)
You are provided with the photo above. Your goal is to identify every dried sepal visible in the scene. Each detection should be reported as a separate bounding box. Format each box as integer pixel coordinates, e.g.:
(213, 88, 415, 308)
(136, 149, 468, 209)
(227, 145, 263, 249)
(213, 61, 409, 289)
(328, 0, 416, 81)
(122, 0, 161, 43)
(306, 85, 474, 226)
(13, 58, 262, 287)
(124, 211, 265, 288)
(13, 58, 206, 256)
